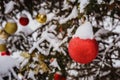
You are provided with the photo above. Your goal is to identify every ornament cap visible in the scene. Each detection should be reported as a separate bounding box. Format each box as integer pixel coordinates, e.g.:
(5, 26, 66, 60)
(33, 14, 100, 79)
(81, 16, 86, 24)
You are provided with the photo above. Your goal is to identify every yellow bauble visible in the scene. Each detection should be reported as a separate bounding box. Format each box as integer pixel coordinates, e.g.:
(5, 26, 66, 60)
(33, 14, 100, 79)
(36, 14, 47, 23)
(4, 22, 18, 35)
(0, 44, 7, 52)
(0, 29, 9, 39)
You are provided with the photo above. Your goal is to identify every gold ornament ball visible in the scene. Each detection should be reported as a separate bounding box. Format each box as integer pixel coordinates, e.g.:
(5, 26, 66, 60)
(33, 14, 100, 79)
(0, 29, 9, 39)
(36, 14, 47, 23)
(4, 22, 18, 35)
(0, 44, 7, 52)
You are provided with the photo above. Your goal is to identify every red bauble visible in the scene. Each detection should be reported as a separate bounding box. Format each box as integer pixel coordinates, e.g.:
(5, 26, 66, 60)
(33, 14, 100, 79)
(68, 37, 98, 64)
(54, 72, 66, 80)
(19, 15, 29, 26)
(1, 51, 10, 56)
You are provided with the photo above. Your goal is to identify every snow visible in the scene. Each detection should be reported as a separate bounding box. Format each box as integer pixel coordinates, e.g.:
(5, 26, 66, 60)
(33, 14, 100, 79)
(59, 6, 78, 24)
(57, 33, 63, 39)
(11, 51, 26, 65)
(28, 22, 74, 56)
(67, 26, 75, 37)
(18, 73, 23, 80)
(46, 13, 55, 22)
(29, 25, 62, 55)
(78, 0, 89, 13)
(32, 32, 38, 41)
(70, 0, 76, 3)
(109, 0, 115, 4)
(111, 52, 120, 68)
(97, 0, 103, 4)
(17, 26, 33, 36)
(79, 76, 94, 80)
(4, 1, 16, 14)
(39, 8, 46, 14)
(27, 70, 36, 80)
(41, 2, 47, 7)
(0, 56, 18, 79)
(29, 63, 36, 69)
(62, 0, 71, 10)
(19, 0, 24, 3)
(99, 70, 111, 77)
(94, 28, 109, 37)
(70, 63, 77, 68)
(0, 77, 3, 80)
(0, 56, 18, 73)
(74, 21, 94, 39)
(20, 59, 29, 68)
(55, 71, 62, 75)
(112, 60, 120, 68)
(112, 19, 120, 33)
(68, 70, 78, 76)
(20, 14, 28, 18)
(29, 20, 41, 31)
(103, 17, 113, 30)
(7, 19, 16, 23)
(15, 11, 35, 35)
(0, 39, 6, 44)
(49, 58, 61, 70)
(12, 52, 31, 69)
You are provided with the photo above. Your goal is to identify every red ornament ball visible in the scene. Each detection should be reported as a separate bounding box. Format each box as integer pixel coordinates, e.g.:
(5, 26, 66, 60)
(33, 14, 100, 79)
(68, 37, 98, 64)
(54, 72, 66, 80)
(19, 15, 29, 26)
(0, 51, 10, 56)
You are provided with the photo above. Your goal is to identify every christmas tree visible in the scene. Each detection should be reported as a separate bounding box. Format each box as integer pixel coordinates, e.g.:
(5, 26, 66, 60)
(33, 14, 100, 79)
(0, 0, 120, 80)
